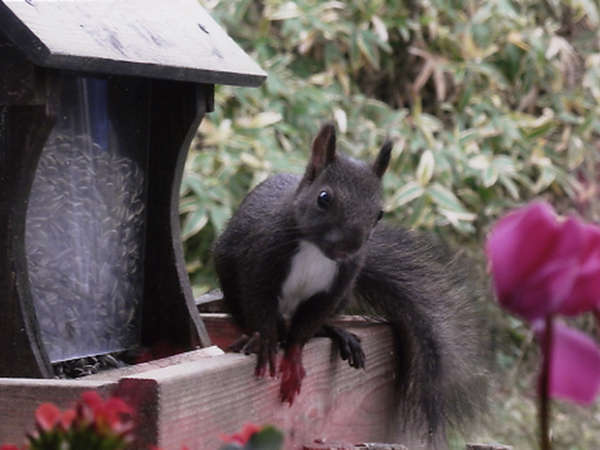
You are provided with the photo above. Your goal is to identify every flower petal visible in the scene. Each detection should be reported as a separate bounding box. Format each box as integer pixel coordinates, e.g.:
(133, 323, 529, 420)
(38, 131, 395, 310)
(559, 221, 600, 315)
(35, 403, 61, 432)
(60, 409, 76, 430)
(537, 321, 600, 405)
(486, 202, 562, 318)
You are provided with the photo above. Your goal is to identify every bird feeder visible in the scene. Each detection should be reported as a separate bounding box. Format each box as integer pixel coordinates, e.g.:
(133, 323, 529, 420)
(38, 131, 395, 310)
(0, 0, 265, 377)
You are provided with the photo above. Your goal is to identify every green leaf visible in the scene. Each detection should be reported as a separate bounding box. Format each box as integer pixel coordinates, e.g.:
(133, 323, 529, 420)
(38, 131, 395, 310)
(356, 30, 380, 69)
(245, 426, 284, 450)
(416, 150, 435, 186)
(182, 209, 209, 241)
(209, 204, 232, 233)
(499, 174, 520, 200)
(388, 180, 425, 209)
(427, 183, 471, 214)
(482, 164, 499, 187)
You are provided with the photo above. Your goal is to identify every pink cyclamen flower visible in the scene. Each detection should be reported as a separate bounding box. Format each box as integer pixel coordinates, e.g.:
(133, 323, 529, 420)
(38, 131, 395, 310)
(486, 201, 600, 404)
(486, 202, 600, 320)
(534, 320, 600, 405)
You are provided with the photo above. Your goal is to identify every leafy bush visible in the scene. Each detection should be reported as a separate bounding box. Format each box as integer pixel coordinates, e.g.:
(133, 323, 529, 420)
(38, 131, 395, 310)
(182, 0, 600, 292)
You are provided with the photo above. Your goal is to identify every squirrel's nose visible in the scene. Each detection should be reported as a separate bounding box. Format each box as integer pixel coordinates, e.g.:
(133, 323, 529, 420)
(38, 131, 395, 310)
(323, 227, 364, 255)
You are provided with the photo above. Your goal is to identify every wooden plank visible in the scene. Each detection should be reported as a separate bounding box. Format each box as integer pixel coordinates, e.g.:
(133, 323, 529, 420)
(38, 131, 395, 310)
(0, 378, 116, 442)
(115, 322, 402, 450)
(83, 346, 224, 382)
(0, 0, 266, 87)
(466, 445, 513, 450)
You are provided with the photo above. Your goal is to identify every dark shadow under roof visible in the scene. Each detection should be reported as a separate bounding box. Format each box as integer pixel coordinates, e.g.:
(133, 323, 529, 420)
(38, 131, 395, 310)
(0, 0, 266, 87)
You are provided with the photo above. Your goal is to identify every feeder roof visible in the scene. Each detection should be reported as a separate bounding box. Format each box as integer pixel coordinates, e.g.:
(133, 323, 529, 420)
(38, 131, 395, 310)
(0, 0, 266, 87)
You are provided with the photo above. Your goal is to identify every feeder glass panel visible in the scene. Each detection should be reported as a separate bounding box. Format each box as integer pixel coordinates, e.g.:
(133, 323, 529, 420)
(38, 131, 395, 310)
(25, 74, 150, 362)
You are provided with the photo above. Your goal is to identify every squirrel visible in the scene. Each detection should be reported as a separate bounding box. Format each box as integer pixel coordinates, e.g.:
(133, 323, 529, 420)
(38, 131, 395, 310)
(214, 123, 487, 447)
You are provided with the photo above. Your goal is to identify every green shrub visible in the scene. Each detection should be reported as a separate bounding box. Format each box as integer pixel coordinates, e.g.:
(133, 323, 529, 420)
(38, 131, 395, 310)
(182, 0, 600, 292)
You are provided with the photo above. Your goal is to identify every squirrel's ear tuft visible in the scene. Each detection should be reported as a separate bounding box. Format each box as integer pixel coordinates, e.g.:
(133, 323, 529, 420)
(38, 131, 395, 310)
(308, 122, 336, 179)
(373, 140, 393, 178)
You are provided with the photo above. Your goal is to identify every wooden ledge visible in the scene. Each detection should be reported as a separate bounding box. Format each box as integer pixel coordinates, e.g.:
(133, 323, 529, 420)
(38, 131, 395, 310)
(0, 316, 401, 449)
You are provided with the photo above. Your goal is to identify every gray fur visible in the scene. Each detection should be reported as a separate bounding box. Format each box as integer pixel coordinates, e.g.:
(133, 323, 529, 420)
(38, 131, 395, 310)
(213, 124, 487, 447)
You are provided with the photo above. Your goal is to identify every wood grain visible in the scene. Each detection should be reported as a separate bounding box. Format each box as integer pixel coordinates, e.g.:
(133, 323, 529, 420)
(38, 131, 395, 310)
(114, 319, 402, 450)
(0, 0, 266, 87)
(0, 378, 116, 442)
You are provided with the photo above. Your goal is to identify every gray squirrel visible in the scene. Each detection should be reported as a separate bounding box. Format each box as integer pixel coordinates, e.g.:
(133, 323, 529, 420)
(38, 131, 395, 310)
(214, 123, 487, 446)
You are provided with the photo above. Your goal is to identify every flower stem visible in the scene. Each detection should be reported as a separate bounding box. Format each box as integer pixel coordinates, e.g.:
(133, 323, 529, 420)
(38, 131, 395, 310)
(539, 315, 553, 450)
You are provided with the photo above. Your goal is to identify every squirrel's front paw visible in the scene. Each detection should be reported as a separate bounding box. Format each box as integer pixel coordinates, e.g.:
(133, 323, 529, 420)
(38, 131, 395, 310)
(336, 330, 366, 369)
(279, 344, 306, 405)
(228, 332, 278, 378)
(319, 325, 366, 369)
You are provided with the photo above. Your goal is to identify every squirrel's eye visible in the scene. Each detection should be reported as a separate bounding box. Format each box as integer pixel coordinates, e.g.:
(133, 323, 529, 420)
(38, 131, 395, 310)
(376, 210, 384, 222)
(317, 190, 330, 209)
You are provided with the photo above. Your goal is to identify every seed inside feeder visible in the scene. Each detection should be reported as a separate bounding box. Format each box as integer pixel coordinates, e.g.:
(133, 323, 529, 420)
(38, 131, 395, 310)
(25, 76, 149, 363)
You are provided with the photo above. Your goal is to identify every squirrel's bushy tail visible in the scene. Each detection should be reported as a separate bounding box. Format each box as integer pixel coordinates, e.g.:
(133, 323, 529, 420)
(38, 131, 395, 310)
(354, 224, 488, 446)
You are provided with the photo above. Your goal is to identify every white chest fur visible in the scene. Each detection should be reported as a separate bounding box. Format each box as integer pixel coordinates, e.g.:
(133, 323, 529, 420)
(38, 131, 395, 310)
(279, 240, 338, 319)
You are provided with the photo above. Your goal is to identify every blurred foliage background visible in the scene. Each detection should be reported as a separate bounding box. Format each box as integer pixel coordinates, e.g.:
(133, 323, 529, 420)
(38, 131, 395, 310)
(184, 0, 600, 292)
(182, 1, 600, 447)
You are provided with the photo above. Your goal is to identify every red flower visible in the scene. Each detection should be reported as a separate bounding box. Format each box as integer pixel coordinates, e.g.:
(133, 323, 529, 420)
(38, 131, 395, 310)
(95, 397, 134, 435)
(487, 201, 600, 404)
(0, 445, 21, 450)
(221, 423, 262, 445)
(73, 390, 134, 437)
(77, 390, 104, 424)
(35, 403, 61, 432)
(60, 409, 76, 430)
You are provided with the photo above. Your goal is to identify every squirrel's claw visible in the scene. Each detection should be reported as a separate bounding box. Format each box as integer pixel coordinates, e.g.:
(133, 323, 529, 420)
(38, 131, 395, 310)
(228, 332, 259, 354)
(229, 332, 278, 378)
(255, 333, 278, 378)
(319, 325, 366, 369)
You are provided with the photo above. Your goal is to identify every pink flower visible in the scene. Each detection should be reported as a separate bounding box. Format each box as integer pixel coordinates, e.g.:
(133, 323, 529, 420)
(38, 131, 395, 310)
(60, 409, 76, 430)
(486, 202, 600, 320)
(534, 321, 600, 405)
(486, 201, 600, 405)
(35, 403, 61, 432)
(221, 423, 262, 445)
(76, 391, 134, 436)
(95, 397, 134, 435)
(0, 445, 21, 450)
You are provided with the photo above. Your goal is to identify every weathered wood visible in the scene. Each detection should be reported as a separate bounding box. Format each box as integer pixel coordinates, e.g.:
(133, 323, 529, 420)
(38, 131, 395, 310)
(0, 35, 44, 105)
(0, 51, 56, 376)
(116, 319, 402, 450)
(142, 81, 212, 354)
(0, 378, 116, 442)
(0, 0, 266, 87)
(466, 445, 513, 450)
(0, 317, 503, 448)
(84, 346, 225, 382)
(303, 442, 407, 450)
